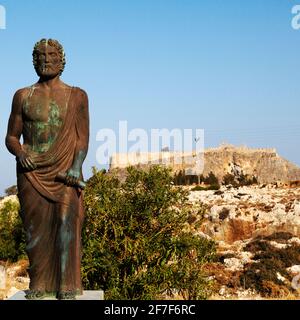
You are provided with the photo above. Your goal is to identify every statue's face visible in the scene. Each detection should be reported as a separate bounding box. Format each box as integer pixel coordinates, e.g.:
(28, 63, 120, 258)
(35, 43, 62, 78)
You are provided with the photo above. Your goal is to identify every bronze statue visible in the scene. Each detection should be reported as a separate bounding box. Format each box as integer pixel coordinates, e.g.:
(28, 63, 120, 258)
(5, 39, 89, 300)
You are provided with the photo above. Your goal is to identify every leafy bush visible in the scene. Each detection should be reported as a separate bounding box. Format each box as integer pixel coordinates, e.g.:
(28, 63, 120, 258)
(174, 171, 220, 189)
(238, 174, 258, 186)
(174, 171, 199, 185)
(191, 185, 220, 191)
(81, 165, 216, 300)
(0, 198, 26, 262)
(204, 172, 219, 187)
(222, 173, 237, 187)
(222, 173, 257, 187)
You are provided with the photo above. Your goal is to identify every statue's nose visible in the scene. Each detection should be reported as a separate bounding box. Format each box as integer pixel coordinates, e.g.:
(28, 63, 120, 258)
(45, 53, 50, 63)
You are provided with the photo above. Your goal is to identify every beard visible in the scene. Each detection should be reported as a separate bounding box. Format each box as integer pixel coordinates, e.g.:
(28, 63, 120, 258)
(35, 63, 62, 78)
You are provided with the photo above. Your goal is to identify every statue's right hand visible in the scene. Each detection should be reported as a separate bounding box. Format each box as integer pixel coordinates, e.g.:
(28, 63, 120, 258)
(17, 152, 37, 171)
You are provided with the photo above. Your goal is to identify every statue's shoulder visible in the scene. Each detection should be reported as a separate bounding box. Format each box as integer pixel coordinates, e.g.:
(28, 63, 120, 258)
(13, 85, 35, 102)
(72, 87, 88, 105)
(72, 86, 88, 98)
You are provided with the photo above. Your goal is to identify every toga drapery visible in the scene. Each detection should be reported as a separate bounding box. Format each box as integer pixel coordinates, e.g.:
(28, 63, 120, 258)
(17, 88, 85, 295)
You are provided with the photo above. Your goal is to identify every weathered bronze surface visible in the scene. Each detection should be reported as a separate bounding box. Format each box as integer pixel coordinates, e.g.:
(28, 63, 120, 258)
(5, 39, 89, 300)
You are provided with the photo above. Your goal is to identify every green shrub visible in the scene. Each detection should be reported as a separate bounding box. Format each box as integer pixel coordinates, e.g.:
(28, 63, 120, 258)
(82, 165, 216, 300)
(174, 171, 220, 189)
(191, 185, 220, 191)
(0, 198, 26, 262)
(222, 173, 258, 187)
(238, 174, 258, 186)
(191, 172, 220, 190)
(173, 171, 199, 186)
(204, 172, 219, 187)
(222, 173, 237, 187)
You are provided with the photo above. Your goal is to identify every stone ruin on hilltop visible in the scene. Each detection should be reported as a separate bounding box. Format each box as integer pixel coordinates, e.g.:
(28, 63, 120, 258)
(109, 144, 300, 184)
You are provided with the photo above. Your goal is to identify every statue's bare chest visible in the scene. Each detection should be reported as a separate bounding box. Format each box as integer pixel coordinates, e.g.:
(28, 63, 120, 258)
(22, 88, 70, 124)
(21, 87, 72, 152)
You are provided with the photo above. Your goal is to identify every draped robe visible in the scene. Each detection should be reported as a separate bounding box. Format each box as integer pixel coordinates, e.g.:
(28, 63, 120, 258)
(17, 88, 85, 295)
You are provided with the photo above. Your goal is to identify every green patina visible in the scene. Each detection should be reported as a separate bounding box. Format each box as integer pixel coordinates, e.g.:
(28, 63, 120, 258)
(72, 150, 87, 171)
(59, 212, 74, 288)
(30, 100, 64, 153)
(23, 100, 30, 114)
(48, 100, 63, 127)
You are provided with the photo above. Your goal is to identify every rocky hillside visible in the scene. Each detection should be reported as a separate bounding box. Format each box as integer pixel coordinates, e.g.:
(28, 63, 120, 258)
(110, 144, 300, 184)
(202, 145, 300, 184)
(187, 183, 300, 299)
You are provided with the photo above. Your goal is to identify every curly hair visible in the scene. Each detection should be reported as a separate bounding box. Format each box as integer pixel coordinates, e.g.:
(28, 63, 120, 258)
(32, 39, 66, 75)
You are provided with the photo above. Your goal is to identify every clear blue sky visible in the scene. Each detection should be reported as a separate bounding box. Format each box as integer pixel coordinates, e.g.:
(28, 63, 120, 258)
(1, 0, 300, 195)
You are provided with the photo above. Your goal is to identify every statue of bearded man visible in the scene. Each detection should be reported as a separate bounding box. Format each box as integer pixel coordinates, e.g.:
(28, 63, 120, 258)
(5, 39, 90, 300)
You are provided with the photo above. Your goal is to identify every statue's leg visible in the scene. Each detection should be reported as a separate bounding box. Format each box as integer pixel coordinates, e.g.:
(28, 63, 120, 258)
(18, 174, 58, 299)
(56, 187, 83, 300)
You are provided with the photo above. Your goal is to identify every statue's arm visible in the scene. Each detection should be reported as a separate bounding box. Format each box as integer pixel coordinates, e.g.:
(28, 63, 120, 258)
(5, 89, 36, 170)
(5, 90, 25, 157)
(66, 88, 89, 185)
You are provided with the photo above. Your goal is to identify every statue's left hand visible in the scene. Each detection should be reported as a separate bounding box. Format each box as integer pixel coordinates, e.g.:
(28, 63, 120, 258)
(65, 167, 80, 187)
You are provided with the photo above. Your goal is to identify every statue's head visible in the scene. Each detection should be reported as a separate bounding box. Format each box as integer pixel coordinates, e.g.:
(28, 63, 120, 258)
(33, 38, 66, 78)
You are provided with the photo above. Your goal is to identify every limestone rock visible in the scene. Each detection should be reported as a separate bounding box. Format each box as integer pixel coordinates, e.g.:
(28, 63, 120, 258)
(287, 265, 300, 275)
(0, 266, 6, 290)
(224, 258, 243, 271)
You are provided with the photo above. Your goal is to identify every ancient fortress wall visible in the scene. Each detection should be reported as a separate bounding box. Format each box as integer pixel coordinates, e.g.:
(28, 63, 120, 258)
(109, 145, 300, 184)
